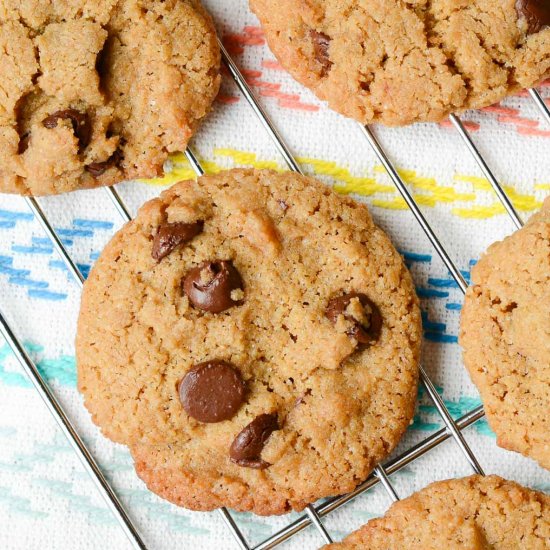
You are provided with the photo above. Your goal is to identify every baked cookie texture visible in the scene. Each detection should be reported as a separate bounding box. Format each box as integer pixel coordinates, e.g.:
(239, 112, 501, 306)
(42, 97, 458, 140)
(249, 0, 550, 126)
(76, 168, 422, 515)
(0, 0, 220, 196)
(460, 197, 550, 470)
(324, 475, 550, 549)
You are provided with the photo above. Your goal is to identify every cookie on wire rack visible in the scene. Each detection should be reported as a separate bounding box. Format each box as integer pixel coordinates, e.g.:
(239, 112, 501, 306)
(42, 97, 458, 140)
(460, 197, 550, 470)
(249, 0, 550, 126)
(0, 0, 220, 196)
(323, 475, 550, 549)
(76, 168, 422, 515)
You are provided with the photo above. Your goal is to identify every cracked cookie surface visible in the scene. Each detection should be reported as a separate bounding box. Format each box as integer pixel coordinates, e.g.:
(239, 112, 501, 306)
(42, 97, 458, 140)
(76, 168, 422, 515)
(324, 475, 550, 549)
(460, 197, 550, 470)
(249, 0, 550, 126)
(0, 0, 220, 196)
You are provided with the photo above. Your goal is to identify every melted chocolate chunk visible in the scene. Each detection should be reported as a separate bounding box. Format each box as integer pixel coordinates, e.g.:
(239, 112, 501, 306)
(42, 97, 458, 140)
(183, 260, 244, 313)
(326, 292, 382, 346)
(309, 30, 333, 76)
(229, 413, 279, 469)
(43, 109, 91, 151)
(516, 0, 550, 33)
(179, 361, 246, 423)
(85, 149, 123, 178)
(152, 221, 204, 261)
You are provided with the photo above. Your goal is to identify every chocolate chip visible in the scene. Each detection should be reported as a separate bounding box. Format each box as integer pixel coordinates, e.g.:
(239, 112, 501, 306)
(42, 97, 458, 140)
(309, 30, 332, 76)
(516, 0, 550, 33)
(85, 149, 123, 178)
(18, 133, 30, 154)
(179, 361, 246, 423)
(42, 109, 91, 151)
(183, 260, 244, 313)
(326, 292, 382, 345)
(152, 221, 204, 261)
(229, 413, 279, 469)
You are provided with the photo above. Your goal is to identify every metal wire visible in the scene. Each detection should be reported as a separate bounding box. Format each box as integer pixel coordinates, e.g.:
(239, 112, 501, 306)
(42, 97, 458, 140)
(374, 466, 400, 503)
(25, 197, 85, 286)
(0, 309, 147, 549)
(529, 88, 550, 126)
(449, 114, 523, 229)
(0, 30, 545, 550)
(305, 506, 333, 544)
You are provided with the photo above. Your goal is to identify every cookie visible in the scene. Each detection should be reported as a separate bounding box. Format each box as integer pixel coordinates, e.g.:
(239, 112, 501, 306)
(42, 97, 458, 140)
(76, 168, 422, 515)
(0, 0, 220, 196)
(249, 0, 550, 126)
(460, 197, 550, 470)
(325, 475, 550, 549)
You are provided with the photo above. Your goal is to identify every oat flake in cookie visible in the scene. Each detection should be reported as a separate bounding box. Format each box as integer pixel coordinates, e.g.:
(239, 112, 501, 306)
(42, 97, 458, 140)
(76, 168, 422, 515)
(324, 475, 550, 549)
(249, 0, 550, 126)
(0, 0, 220, 196)
(460, 197, 550, 470)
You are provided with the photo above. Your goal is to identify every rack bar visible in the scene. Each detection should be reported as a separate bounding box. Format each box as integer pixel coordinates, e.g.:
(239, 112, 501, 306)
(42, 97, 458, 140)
(218, 508, 251, 550)
(0, 309, 147, 549)
(305, 505, 333, 544)
(25, 197, 85, 285)
(529, 88, 550, 126)
(374, 465, 400, 502)
(449, 114, 523, 229)
(357, 124, 469, 293)
(218, 39, 303, 175)
(105, 186, 133, 222)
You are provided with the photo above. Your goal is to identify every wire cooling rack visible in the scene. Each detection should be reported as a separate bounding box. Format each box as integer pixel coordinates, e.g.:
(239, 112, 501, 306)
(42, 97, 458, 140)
(1, 21, 549, 550)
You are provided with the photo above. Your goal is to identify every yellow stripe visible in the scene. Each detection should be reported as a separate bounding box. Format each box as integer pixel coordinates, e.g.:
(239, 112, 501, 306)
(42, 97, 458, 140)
(138, 148, 544, 220)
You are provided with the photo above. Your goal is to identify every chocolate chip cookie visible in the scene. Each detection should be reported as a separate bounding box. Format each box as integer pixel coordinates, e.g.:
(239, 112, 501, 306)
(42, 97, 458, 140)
(76, 168, 422, 515)
(460, 197, 550, 470)
(325, 475, 550, 549)
(0, 0, 220, 196)
(249, 0, 550, 126)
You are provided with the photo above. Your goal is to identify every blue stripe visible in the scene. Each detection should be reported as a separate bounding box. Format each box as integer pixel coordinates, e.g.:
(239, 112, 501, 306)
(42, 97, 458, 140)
(28, 290, 67, 301)
(427, 277, 459, 289)
(0, 265, 30, 277)
(416, 287, 449, 298)
(54, 228, 94, 238)
(0, 256, 12, 265)
(77, 264, 91, 279)
(0, 220, 16, 229)
(11, 245, 52, 255)
(421, 311, 446, 332)
(399, 251, 432, 263)
(90, 252, 100, 260)
(8, 277, 49, 289)
(424, 332, 458, 343)
(32, 237, 54, 246)
(446, 303, 462, 311)
(48, 260, 66, 270)
(73, 219, 114, 230)
(0, 209, 33, 221)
